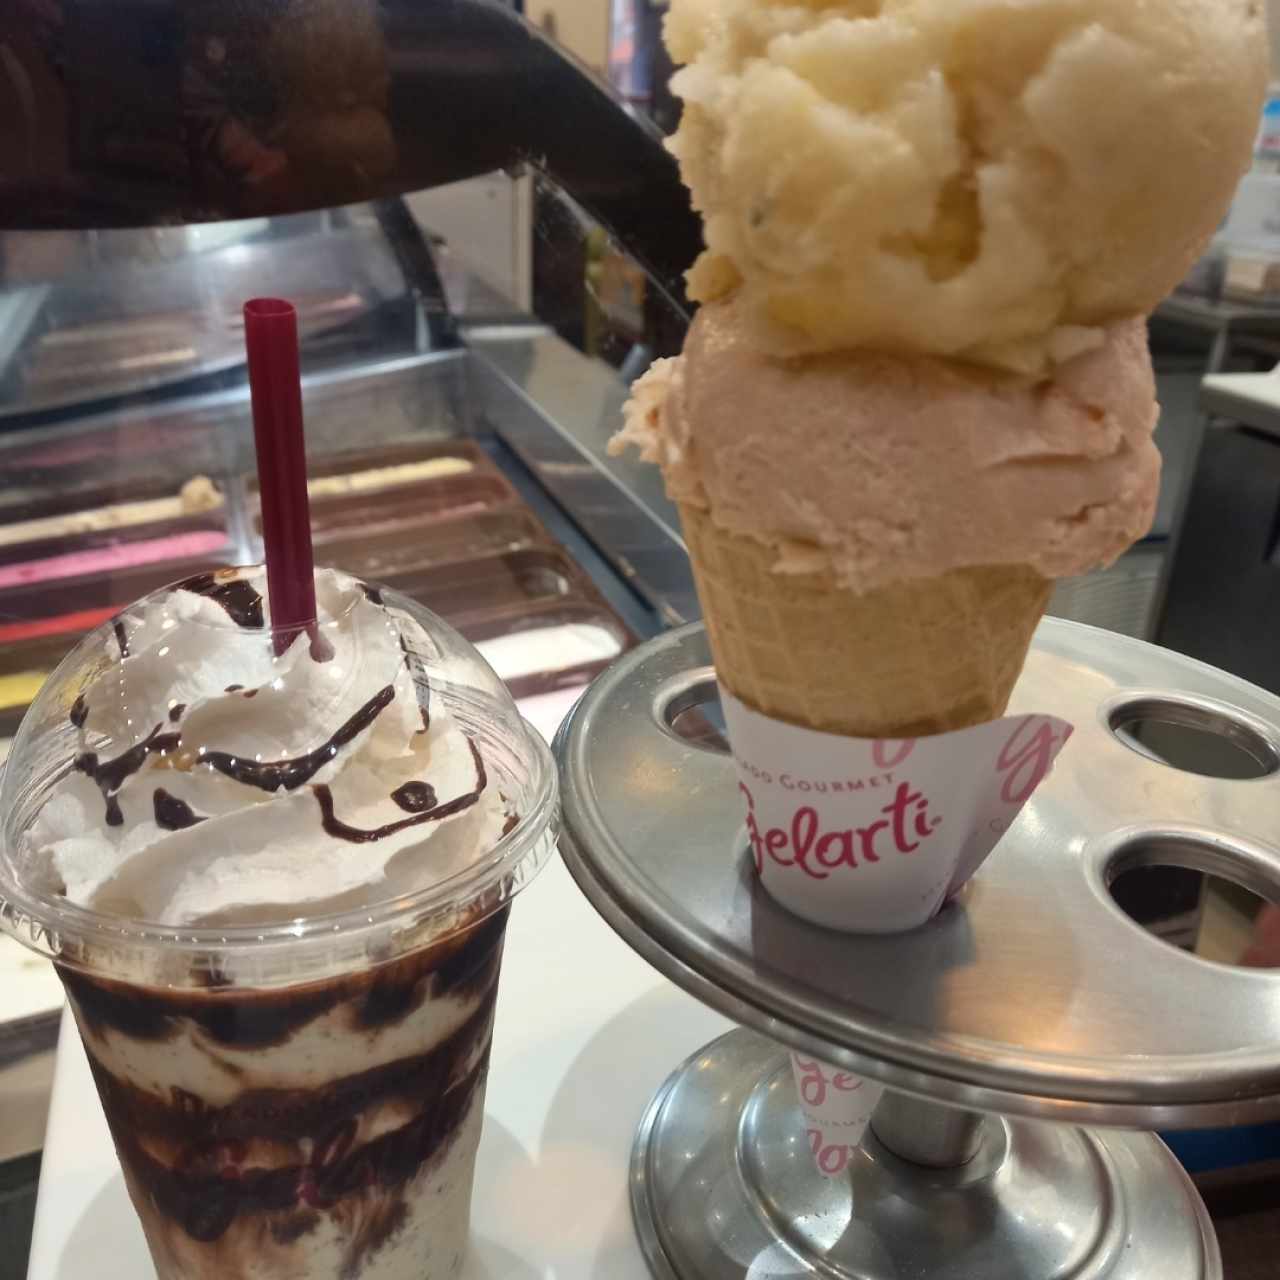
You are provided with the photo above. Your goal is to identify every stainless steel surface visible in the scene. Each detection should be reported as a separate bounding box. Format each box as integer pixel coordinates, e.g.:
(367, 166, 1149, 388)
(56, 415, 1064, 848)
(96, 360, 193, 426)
(1147, 300, 1280, 640)
(556, 620, 1280, 1126)
(0, 286, 46, 376)
(631, 1028, 1220, 1280)
(1157, 421, 1280, 697)
(869, 1092, 984, 1168)
(470, 326, 699, 626)
(1048, 545, 1163, 641)
(1157, 294, 1280, 355)
(0, 0, 700, 318)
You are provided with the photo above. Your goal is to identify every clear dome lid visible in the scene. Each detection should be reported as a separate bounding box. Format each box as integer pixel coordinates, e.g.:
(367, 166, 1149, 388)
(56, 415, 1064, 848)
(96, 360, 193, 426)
(0, 566, 558, 988)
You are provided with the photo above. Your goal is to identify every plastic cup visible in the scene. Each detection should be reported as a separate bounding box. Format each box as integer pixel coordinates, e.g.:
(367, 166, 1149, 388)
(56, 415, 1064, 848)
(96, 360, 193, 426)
(0, 568, 558, 1280)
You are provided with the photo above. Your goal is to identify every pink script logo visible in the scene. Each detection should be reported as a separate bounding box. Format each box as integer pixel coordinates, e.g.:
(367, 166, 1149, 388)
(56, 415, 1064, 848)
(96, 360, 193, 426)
(793, 1056, 864, 1108)
(740, 781, 942, 879)
(996, 717, 1073, 804)
(872, 739, 916, 770)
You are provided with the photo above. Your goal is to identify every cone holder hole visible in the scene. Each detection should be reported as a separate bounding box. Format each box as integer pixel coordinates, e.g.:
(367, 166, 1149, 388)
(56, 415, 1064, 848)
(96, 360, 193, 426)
(1106, 694, 1280, 779)
(655, 668, 730, 754)
(1104, 833, 1280, 969)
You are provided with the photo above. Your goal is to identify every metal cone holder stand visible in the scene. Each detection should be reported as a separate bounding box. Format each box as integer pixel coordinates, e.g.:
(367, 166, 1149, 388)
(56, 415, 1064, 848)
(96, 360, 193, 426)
(554, 620, 1280, 1280)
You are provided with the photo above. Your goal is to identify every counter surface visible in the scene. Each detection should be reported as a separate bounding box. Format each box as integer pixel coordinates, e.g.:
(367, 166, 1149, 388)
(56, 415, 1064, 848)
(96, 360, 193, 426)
(1201, 370, 1280, 439)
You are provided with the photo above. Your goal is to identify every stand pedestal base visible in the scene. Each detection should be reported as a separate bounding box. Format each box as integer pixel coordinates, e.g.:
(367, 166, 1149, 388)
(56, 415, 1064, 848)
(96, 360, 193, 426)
(631, 1030, 1220, 1280)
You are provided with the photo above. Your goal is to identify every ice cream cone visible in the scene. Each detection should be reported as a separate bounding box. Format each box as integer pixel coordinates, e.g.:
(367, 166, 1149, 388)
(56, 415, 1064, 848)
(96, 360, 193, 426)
(680, 503, 1051, 738)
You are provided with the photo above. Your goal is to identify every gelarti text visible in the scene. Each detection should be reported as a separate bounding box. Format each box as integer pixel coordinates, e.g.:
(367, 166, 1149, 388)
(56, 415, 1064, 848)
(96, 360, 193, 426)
(741, 780, 941, 879)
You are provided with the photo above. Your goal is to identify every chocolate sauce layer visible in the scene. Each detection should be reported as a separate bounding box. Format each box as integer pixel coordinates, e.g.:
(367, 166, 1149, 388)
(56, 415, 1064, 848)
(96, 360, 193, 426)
(87, 990, 498, 1148)
(102, 1052, 489, 1251)
(59, 906, 510, 1047)
(72, 917, 507, 1264)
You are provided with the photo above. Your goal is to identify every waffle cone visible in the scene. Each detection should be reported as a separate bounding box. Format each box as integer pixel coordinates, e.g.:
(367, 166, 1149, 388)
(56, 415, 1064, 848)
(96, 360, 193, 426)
(680, 504, 1051, 738)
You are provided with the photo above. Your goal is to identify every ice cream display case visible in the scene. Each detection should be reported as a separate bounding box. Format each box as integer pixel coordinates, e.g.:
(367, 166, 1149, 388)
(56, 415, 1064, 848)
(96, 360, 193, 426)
(1, 3, 1280, 1280)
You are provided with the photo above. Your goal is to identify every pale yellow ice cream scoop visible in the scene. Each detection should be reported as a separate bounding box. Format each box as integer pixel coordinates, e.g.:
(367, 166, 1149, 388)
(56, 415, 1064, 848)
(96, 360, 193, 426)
(668, 0, 1267, 373)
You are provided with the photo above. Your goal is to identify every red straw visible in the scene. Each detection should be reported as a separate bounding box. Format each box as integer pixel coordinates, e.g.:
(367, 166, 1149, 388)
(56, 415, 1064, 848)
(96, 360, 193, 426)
(244, 298, 316, 656)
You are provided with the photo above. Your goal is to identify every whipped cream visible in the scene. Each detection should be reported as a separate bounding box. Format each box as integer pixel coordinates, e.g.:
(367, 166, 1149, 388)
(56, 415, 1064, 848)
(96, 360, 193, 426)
(25, 568, 507, 927)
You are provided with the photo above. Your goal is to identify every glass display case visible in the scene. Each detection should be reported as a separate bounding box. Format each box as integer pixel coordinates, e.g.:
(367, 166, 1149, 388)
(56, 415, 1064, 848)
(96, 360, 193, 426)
(0, 194, 695, 753)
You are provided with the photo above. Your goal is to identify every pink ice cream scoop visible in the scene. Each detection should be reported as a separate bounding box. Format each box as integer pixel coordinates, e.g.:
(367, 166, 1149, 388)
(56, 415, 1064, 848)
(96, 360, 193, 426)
(614, 295, 1160, 594)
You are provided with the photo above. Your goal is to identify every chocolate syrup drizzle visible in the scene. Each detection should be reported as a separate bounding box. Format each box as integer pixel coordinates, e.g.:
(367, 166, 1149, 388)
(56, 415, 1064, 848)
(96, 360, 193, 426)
(200, 685, 395, 793)
(154, 789, 205, 831)
(314, 739, 486, 844)
(76, 725, 182, 826)
(180, 566, 333, 661)
(180, 573, 264, 629)
(67, 577, 478, 857)
(391, 782, 436, 813)
(73, 679, 445, 835)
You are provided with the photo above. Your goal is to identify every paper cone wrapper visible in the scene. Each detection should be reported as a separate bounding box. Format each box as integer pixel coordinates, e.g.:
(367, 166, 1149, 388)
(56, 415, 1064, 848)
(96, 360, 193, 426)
(791, 1053, 885, 1178)
(679, 504, 1072, 932)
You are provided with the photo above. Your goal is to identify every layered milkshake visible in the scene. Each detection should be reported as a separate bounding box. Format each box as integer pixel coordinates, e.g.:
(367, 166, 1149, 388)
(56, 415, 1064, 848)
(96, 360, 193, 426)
(0, 566, 557, 1280)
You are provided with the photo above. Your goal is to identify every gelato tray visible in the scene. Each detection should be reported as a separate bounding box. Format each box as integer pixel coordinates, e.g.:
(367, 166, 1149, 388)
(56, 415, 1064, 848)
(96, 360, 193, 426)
(372, 547, 578, 623)
(250, 441, 517, 537)
(319, 507, 546, 576)
(0, 436, 633, 732)
(263, 441, 632, 695)
(470, 601, 629, 700)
